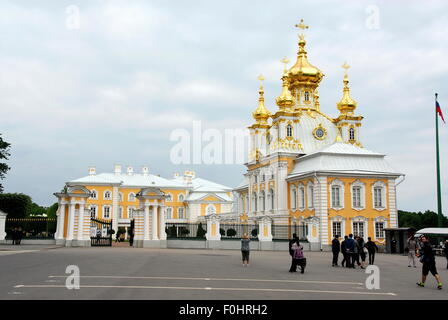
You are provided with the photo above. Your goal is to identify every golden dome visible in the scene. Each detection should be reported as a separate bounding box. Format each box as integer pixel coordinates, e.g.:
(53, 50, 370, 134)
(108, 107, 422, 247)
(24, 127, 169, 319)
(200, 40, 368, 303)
(288, 34, 324, 86)
(276, 72, 294, 110)
(252, 76, 271, 124)
(337, 64, 357, 114)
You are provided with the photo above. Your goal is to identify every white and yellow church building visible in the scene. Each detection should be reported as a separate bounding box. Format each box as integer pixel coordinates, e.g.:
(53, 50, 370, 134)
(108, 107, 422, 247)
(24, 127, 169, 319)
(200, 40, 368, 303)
(54, 20, 403, 250)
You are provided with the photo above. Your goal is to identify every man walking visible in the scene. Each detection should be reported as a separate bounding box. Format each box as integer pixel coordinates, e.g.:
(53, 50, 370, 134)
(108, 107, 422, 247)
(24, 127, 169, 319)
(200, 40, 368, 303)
(341, 236, 348, 267)
(416, 235, 442, 290)
(365, 237, 378, 265)
(332, 235, 341, 267)
(407, 235, 419, 268)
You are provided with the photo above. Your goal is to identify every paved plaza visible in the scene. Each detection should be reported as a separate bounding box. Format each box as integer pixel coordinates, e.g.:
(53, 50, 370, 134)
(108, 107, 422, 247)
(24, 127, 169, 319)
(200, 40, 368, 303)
(0, 244, 447, 300)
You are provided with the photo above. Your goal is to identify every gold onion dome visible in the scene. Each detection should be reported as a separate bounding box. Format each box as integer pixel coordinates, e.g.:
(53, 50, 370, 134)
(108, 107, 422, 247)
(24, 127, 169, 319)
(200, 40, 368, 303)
(276, 59, 294, 109)
(252, 75, 271, 124)
(288, 34, 324, 86)
(337, 62, 357, 114)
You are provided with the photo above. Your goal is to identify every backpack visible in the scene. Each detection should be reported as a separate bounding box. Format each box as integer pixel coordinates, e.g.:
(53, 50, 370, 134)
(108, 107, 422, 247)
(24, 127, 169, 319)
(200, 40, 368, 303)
(293, 246, 304, 259)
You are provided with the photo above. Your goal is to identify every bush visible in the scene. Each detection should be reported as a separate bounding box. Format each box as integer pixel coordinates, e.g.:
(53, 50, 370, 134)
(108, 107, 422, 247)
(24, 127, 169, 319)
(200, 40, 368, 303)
(226, 228, 237, 237)
(251, 228, 258, 237)
(180, 228, 190, 236)
(219, 228, 225, 236)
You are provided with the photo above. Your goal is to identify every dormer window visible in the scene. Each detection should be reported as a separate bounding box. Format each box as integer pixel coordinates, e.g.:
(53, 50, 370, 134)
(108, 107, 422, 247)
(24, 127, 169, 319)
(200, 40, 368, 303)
(349, 128, 355, 140)
(286, 124, 293, 137)
(304, 91, 310, 101)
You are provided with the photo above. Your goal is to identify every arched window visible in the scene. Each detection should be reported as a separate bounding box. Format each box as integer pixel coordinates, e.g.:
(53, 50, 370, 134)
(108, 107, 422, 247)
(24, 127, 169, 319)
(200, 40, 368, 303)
(286, 124, 293, 137)
(349, 128, 355, 140)
(260, 191, 266, 211)
(304, 91, 310, 101)
(90, 190, 97, 199)
(308, 184, 314, 209)
(104, 191, 111, 200)
(165, 194, 173, 202)
(206, 205, 216, 216)
(298, 186, 305, 209)
(178, 194, 184, 202)
(118, 193, 123, 202)
(128, 193, 135, 202)
(252, 192, 258, 212)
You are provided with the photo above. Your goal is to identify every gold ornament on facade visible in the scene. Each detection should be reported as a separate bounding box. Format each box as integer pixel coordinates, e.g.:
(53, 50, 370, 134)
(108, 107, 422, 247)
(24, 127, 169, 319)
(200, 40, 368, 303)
(337, 62, 358, 115)
(312, 123, 327, 140)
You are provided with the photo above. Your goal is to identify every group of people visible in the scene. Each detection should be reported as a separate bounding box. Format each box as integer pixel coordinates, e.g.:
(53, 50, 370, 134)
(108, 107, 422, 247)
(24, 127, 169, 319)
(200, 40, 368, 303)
(10, 227, 23, 245)
(332, 234, 378, 269)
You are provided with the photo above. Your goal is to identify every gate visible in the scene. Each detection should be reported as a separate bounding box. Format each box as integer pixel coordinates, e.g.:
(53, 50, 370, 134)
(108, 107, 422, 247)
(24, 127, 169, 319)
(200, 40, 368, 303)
(90, 218, 113, 246)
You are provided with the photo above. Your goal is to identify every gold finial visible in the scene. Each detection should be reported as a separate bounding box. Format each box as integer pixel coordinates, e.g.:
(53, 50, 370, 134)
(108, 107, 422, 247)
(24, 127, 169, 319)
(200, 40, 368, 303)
(281, 57, 290, 72)
(295, 19, 309, 31)
(257, 74, 265, 84)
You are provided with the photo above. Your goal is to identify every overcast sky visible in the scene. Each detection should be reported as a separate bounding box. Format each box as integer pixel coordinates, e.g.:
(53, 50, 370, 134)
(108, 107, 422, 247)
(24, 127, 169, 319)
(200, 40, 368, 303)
(1, 0, 448, 215)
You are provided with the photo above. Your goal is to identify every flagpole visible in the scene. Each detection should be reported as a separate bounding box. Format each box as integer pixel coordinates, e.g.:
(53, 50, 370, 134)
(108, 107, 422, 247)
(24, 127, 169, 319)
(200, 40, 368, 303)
(435, 93, 443, 227)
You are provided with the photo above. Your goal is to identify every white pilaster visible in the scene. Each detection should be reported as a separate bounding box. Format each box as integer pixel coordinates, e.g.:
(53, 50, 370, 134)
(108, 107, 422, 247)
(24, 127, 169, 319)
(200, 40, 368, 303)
(144, 204, 150, 241)
(159, 205, 166, 240)
(77, 202, 85, 240)
(0, 210, 7, 240)
(55, 203, 66, 240)
(112, 186, 119, 232)
(152, 204, 159, 240)
(388, 179, 398, 228)
(67, 202, 76, 240)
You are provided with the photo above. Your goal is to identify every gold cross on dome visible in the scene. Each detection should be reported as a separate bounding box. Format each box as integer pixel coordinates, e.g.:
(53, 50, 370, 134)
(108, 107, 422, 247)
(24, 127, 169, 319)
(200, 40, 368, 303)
(257, 74, 265, 85)
(295, 19, 309, 30)
(281, 57, 290, 72)
(342, 62, 350, 74)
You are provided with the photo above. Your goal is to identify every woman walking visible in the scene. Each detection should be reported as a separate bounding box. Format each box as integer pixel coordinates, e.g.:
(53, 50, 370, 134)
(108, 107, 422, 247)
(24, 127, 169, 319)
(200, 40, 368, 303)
(291, 240, 306, 274)
(241, 233, 251, 267)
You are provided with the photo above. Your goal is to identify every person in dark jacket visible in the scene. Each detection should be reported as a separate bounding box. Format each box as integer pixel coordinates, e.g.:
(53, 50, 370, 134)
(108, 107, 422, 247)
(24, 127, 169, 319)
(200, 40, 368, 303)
(332, 235, 341, 267)
(288, 233, 299, 272)
(365, 237, 379, 265)
(416, 236, 442, 290)
(357, 237, 366, 269)
(341, 236, 348, 267)
(345, 234, 356, 268)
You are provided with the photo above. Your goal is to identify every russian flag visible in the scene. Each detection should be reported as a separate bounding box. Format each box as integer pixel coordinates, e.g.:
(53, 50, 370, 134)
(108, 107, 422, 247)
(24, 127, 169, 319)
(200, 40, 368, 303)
(436, 100, 445, 123)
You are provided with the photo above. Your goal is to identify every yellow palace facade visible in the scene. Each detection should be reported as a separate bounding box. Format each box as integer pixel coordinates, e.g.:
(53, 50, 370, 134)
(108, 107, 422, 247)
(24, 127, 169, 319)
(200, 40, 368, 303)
(233, 20, 403, 250)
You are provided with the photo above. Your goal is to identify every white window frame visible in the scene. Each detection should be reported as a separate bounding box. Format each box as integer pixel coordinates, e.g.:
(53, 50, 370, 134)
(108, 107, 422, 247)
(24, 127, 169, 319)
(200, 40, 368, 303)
(374, 216, 387, 239)
(103, 205, 111, 219)
(178, 207, 185, 219)
(349, 127, 355, 140)
(90, 190, 98, 200)
(269, 189, 275, 210)
(350, 180, 365, 211)
(298, 184, 305, 211)
(118, 206, 123, 219)
(330, 179, 344, 210)
(90, 205, 97, 218)
(372, 181, 387, 211)
(166, 207, 173, 219)
(291, 186, 297, 210)
(178, 193, 185, 202)
(331, 216, 345, 238)
(104, 190, 112, 200)
(332, 222, 342, 239)
(118, 192, 123, 202)
(165, 193, 173, 202)
(307, 183, 314, 210)
(128, 192, 136, 202)
(286, 124, 293, 137)
(352, 216, 367, 239)
(260, 190, 266, 212)
(128, 206, 136, 219)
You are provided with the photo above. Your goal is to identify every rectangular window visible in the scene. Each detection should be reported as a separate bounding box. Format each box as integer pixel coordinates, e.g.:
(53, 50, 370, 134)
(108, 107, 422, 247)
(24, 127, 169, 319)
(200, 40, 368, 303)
(309, 187, 314, 209)
(375, 222, 385, 238)
(353, 222, 364, 238)
(119, 207, 123, 219)
(178, 208, 185, 219)
(353, 186, 361, 208)
(331, 186, 341, 207)
(91, 206, 96, 218)
(128, 207, 134, 218)
(332, 222, 342, 238)
(374, 187, 383, 208)
(299, 187, 305, 209)
(291, 189, 297, 209)
(103, 206, 110, 218)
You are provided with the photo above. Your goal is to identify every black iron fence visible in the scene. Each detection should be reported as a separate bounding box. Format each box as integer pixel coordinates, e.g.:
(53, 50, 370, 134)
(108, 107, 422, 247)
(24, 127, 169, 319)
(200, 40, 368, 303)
(165, 223, 207, 239)
(5, 217, 57, 240)
(272, 224, 308, 241)
(220, 223, 258, 240)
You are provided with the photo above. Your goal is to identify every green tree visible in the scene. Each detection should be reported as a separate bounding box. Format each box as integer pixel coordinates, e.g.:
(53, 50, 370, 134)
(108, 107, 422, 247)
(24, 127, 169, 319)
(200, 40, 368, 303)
(28, 202, 47, 216)
(0, 193, 32, 218)
(0, 134, 11, 193)
(398, 210, 448, 229)
(196, 222, 206, 238)
(46, 203, 58, 219)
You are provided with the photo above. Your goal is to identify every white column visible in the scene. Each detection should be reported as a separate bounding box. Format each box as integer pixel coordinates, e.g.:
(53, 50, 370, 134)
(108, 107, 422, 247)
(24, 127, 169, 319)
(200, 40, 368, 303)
(159, 206, 166, 240)
(77, 202, 85, 240)
(112, 186, 119, 232)
(388, 179, 398, 228)
(55, 203, 66, 239)
(152, 204, 159, 240)
(206, 215, 221, 241)
(316, 176, 328, 247)
(277, 162, 288, 215)
(144, 204, 150, 241)
(0, 210, 7, 240)
(67, 202, 76, 240)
